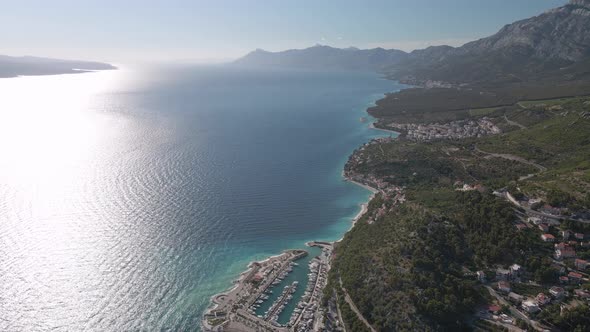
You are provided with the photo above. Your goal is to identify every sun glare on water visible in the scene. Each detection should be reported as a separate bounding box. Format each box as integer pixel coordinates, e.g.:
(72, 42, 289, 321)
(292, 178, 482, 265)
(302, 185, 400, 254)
(0, 71, 126, 320)
(0, 72, 112, 174)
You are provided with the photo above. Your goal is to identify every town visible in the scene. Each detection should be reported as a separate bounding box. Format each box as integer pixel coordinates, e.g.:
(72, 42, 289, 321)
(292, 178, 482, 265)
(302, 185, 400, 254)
(377, 118, 502, 141)
(338, 101, 590, 331)
(474, 201, 589, 331)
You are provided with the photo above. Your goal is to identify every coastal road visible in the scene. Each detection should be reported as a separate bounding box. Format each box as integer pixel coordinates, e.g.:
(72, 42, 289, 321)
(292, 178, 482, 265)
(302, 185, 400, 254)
(521, 204, 590, 224)
(339, 278, 377, 332)
(484, 286, 551, 332)
(474, 146, 547, 172)
(504, 115, 527, 130)
(334, 292, 348, 332)
(501, 191, 590, 224)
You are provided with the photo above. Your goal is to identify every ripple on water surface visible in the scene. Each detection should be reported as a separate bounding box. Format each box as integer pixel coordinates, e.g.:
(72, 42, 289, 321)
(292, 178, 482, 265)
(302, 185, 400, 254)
(0, 66, 403, 331)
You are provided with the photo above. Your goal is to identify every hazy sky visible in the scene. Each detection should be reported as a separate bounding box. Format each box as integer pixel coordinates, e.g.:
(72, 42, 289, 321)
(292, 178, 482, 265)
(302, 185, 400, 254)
(1, 0, 565, 63)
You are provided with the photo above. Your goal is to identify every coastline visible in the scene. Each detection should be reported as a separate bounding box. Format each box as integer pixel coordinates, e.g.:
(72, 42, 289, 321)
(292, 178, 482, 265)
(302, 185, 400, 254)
(201, 155, 384, 332)
(342, 172, 379, 195)
(201, 82, 400, 332)
(368, 121, 400, 135)
(342, 174, 378, 233)
(0, 67, 117, 80)
(203, 251, 289, 313)
(200, 166, 382, 331)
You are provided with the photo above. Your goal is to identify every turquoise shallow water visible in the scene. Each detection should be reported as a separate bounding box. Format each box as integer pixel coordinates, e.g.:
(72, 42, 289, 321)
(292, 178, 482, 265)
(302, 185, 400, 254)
(0, 65, 402, 331)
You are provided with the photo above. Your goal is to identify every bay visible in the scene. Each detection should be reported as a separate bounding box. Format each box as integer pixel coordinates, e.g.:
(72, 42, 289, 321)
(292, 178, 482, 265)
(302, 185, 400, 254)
(0, 65, 402, 331)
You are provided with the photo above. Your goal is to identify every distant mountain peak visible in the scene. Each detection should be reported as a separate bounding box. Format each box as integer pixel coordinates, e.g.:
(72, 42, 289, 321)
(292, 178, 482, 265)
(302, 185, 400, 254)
(384, 0, 590, 85)
(234, 45, 408, 70)
(237, 0, 590, 86)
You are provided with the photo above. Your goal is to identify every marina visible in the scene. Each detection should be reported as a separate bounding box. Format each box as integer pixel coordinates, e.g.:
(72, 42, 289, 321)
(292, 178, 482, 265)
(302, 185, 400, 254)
(203, 243, 333, 331)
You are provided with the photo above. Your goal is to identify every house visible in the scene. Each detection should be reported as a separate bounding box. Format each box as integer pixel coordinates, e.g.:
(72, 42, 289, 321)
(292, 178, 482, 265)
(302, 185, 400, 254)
(496, 313, 514, 325)
(487, 304, 501, 314)
(574, 289, 590, 300)
(549, 286, 565, 299)
(476, 271, 486, 283)
(496, 268, 511, 281)
(540, 204, 561, 216)
(555, 242, 568, 250)
(575, 233, 585, 240)
(536, 293, 551, 306)
(252, 273, 264, 283)
(508, 292, 524, 304)
(559, 276, 569, 284)
(568, 272, 583, 284)
(575, 259, 589, 270)
(555, 247, 576, 260)
(542, 233, 555, 242)
(498, 281, 511, 293)
(522, 300, 540, 313)
(515, 223, 527, 231)
(561, 230, 572, 240)
(538, 224, 550, 232)
(528, 217, 542, 225)
(510, 264, 522, 276)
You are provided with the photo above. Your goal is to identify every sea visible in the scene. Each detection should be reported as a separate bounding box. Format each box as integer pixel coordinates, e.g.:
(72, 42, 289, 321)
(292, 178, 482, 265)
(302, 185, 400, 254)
(0, 64, 402, 331)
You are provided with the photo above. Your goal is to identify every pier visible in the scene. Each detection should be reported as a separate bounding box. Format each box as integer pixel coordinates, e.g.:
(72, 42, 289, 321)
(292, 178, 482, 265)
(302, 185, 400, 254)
(265, 282, 298, 322)
(202, 249, 307, 331)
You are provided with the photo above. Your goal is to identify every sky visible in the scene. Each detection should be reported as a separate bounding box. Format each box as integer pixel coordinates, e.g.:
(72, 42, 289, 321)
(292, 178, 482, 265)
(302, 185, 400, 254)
(0, 0, 566, 63)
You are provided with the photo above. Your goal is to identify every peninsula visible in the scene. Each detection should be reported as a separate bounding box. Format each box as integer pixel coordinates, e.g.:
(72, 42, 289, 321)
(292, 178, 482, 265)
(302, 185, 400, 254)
(0, 55, 116, 78)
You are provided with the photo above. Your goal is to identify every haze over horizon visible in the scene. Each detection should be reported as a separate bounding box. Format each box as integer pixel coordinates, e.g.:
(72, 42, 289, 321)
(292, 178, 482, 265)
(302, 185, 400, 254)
(1, 0, 565, 63)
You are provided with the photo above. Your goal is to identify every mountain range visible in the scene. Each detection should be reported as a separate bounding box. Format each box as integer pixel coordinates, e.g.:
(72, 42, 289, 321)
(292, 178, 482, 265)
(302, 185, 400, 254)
(236, 0, 590, 119)
(234, 45, 408, 71)
(0, 55, 116, 78)
(236, 0, 590, 88)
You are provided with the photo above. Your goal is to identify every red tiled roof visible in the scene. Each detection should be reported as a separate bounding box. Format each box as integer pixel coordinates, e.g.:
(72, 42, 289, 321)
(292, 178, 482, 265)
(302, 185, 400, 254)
(488, 304, 501, 312)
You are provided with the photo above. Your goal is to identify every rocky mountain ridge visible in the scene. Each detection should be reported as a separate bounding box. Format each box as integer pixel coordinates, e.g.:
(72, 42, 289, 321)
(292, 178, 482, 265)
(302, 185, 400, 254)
(234, 44, 408, 71)
(236, 0, 590, 86)
(388, 0, 590, 85)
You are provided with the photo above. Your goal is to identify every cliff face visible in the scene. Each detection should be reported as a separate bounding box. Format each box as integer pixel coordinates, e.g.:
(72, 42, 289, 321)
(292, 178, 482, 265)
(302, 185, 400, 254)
(461, 0, 590, 61)
(236, 1, 590, 86)
(387, 0, 590, 85)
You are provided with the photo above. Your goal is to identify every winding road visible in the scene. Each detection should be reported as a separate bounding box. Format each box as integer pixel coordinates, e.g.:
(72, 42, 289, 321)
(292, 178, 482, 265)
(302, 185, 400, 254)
(474, 146, 547, 172)
(339, 277, 376, 332)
